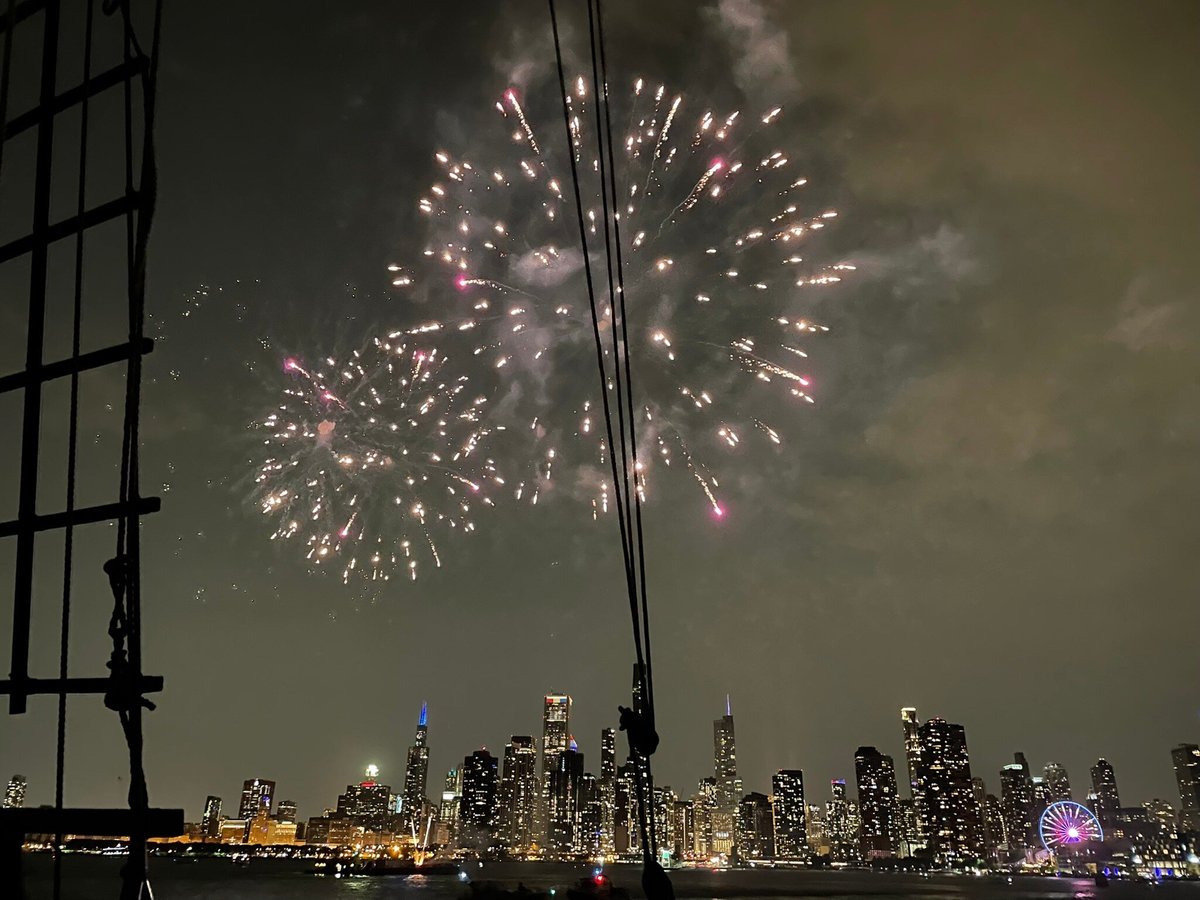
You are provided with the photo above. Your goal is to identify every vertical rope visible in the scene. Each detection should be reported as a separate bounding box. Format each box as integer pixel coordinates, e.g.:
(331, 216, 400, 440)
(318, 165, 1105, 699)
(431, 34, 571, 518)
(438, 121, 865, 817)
(105, 1, 163, 895)
(53, 5, 97, 897)
(0, 0, 15, 184)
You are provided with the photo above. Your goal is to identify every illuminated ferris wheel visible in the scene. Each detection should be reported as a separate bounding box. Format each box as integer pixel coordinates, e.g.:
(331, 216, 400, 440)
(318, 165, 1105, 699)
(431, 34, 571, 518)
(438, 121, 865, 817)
(1039, 801, 1103, 851)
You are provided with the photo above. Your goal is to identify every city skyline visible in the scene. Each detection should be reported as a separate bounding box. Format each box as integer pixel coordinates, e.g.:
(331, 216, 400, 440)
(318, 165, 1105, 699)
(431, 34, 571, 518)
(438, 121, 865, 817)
(14, 696, 1192, 841)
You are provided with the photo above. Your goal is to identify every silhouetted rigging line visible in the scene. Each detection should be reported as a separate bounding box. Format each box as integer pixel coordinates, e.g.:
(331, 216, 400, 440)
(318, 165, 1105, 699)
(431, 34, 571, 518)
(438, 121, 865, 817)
(590, 0, 657, 734)
(546, 0, 642, 632)
(583, 0, 662, 858)
(53, 4, 96, 898)
(548, 0, 666, 868)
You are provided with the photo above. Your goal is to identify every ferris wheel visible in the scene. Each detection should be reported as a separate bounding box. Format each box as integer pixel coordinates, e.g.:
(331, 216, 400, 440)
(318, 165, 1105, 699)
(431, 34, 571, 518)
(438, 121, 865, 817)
(1039, 800, 1103, 851)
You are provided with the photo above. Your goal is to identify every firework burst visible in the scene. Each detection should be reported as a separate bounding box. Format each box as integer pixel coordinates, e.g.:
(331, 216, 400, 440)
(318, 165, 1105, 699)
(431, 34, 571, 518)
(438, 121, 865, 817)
(393, 76, 850, 517)
(252, 337, 501, 583)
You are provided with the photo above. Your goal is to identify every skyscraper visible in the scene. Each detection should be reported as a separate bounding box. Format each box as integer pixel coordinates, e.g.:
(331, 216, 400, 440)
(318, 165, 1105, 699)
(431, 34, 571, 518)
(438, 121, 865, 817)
(438, 767, 463, 845)
(999, 754, 1034, 853)
(336, 767, 392, 833)
(1171, 744, 1200, 833)
(4, 775, 27, 809)
(771, 770, 806, 860)
(900, 708, 923, 832)
(825, 779, 856, 863)
(614, 761, 641, 854)
(549, 738, 584, 854)
(712, 697, 742, 855)
(1031, 776, 1050, 829)
(599, 727, 617, 854)
(896, 798, 922, 857)
(275, 799, 298, 823)
(498, 735, 538, 854)
(737, 792, 775, 860)
(401, 701, 431, 830)
(1043, 762, 1071, 802)
(577, 773, 604, 857)
(806, 802, 827, 856)
(460, 749, 500, 845)
(692, 777, 716, 858)
(916, 718, 982, 861)
(238, 778, 275, 821)
(1090, 758, 1121, 831)
(539, 692, 571, 844)
(982, 792, 1006, 855)
(201, 795, 222, 839)
(854, 746, 899, 858)
(672, 798, 696, 861)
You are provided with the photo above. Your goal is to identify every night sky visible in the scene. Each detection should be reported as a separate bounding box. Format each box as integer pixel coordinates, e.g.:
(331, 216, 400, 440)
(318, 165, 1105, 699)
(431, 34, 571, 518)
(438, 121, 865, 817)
(2, 0, 1198, 825)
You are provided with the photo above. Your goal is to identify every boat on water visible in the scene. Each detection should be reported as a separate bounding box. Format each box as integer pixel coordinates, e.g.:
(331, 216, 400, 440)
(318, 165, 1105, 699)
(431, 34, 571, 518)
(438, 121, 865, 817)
(312, 858, 459, 877)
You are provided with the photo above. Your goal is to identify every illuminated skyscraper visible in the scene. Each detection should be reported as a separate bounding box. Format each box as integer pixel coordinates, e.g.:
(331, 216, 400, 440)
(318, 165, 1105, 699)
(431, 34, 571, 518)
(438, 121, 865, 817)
(539, 692, 571, 843)
(4, 775, 26, 809)
(737, 792, 774, 861)
(461, 749, 500, 843)
(672, 798, 696, 860)
(401, 701, 431, 830)
(600, 727, 617, 783)
(825, 779, 856, 863)
(652, 785, 677, 857)
(1172, 744, 1200, 833)
(1000, 754, 1034, 853)
(806, 802, 827, 856)
(712, 697, 741, 854)
(238, 778, 275, 821)
(1090, 758, 1121, 832)
(692, 777, 716, 858)
(982, 791, 1006, 855)
(854, 746, 899, 858)
(614, 761, 641, 854)
(499, 735, 538, 854)
(336, 767, 392, 832)
(896, 798, 922, 857)
(1043, 762, 1071, 802)
(915, 718, 982, 861)
(549, 738, 584, 854)
(275, 799, 297, 823)
(771, 770, 806, 860)
(900, 708, 923, 837)
(439, 767, 463, 844)
(201, 795, 222, 839)
(577, 772, 604, 857)
(599, 728, 617, 854)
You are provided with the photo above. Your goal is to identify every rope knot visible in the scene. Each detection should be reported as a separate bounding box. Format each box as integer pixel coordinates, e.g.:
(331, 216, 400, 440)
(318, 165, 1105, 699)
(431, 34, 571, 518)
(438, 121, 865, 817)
(102, 554, 155, 714)
(618, 704, 659, 757)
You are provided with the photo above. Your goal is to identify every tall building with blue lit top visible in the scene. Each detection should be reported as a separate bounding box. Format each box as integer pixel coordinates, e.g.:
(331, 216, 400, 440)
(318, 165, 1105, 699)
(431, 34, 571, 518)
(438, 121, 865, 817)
(401, 701, 431, 830)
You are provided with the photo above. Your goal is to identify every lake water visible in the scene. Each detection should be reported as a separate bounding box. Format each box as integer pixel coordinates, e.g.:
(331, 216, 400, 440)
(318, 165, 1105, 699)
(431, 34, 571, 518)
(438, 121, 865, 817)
(18, 857, 1200, 900)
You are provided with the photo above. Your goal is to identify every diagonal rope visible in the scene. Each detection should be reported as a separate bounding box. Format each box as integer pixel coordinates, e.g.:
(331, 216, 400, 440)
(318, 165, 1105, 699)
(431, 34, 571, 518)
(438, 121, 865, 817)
(546, 0, 645, 666)
(581, 0, 659, 860)
(592, 0, 656, 732)
(548, 0, 667, 873)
